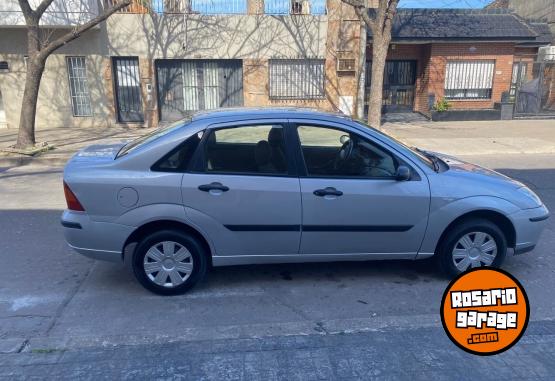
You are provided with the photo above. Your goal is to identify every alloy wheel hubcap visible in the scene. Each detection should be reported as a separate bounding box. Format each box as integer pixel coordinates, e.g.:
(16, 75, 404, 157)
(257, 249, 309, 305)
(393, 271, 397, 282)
(143, 241, 193, 288)
(452, 231, 497, 272)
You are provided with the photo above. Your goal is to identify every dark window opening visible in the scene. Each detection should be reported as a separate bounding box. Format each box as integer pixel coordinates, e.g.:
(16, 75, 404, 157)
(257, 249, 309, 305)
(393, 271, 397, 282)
(152, 131, 203, 172)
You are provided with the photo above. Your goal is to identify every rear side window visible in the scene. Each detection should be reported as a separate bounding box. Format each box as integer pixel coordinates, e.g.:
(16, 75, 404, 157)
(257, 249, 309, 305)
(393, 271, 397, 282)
(152, 131, 202, 172)
(203, 125, 288, 175)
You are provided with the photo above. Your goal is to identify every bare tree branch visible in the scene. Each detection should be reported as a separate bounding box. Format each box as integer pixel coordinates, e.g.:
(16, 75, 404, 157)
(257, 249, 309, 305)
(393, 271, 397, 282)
(17, 0, 36, 23)
(341, 0, 375, 28)
(39, 1, 131, 59)
(34, 0, 56, 18)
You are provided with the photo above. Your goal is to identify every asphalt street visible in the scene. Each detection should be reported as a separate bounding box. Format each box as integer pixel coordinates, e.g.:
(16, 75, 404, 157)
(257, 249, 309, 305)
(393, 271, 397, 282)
(0, 153, 554, 379)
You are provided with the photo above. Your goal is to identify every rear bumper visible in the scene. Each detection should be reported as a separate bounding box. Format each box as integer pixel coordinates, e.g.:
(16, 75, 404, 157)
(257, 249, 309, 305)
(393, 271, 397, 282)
(510, 205, 550, 255)
(61, 210, 135, 263)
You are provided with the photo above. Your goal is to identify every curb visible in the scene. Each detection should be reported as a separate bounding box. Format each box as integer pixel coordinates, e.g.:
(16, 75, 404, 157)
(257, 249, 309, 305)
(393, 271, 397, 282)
(0, 155, 72, 169)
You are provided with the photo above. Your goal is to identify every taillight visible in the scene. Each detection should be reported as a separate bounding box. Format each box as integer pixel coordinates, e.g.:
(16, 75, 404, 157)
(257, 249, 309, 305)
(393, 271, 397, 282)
(63, 182, 85, 211)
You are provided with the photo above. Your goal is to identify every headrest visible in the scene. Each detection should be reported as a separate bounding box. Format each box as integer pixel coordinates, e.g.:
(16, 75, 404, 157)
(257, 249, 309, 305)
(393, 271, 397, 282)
(268, 127, 284, 147)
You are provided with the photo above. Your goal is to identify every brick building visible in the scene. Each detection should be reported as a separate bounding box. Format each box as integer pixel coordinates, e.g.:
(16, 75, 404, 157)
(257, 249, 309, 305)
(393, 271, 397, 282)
(366, 9, 551, 117)
(0, 1, 551, 130)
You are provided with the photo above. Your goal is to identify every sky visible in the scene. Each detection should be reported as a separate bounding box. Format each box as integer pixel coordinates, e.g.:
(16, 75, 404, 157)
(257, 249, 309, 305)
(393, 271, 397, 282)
(399, 0, 492, 8)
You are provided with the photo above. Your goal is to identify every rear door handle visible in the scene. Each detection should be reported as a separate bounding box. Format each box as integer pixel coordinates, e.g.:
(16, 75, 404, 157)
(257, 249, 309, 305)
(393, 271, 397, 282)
(313, 187, 343, 197)
(198, 182, 229, 192)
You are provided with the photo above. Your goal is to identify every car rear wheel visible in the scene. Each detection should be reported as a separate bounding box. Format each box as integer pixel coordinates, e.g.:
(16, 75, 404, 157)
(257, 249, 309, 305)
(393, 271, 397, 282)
(132, 230, 208, 295)
(437, 218, 507, 278)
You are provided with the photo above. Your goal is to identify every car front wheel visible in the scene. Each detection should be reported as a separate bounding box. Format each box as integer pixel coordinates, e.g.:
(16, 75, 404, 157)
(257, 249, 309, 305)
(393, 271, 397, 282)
(437, 218, 507, 278)
(132, 230, 208, 295)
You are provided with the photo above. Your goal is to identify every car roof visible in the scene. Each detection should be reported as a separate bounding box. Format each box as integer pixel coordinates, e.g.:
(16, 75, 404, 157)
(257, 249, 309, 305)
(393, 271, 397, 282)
(191, 107, 353, 123)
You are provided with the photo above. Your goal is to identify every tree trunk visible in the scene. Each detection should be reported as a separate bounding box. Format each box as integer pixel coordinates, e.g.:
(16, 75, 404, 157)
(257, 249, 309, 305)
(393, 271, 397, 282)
(15, 58, 45, 148)
(15, 22, 43, 149)
(355, 20, 367, 119)
(367, 33, 389, 129)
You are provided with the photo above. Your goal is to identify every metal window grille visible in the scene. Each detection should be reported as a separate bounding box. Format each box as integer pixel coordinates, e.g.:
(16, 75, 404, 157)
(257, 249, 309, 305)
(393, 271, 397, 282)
(510, 61, 528, 97)
(66, 57, 92, 117)
(190, 0, 246, 14)
(444, 60, 495, 100)
(265, 0, 326, 15)
(269, 59, 325, 100)
(108, 0, 325, 14)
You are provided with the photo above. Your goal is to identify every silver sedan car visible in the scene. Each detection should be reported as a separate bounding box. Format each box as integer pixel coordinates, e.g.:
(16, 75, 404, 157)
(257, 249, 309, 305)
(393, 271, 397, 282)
(61, 108, 549, 295)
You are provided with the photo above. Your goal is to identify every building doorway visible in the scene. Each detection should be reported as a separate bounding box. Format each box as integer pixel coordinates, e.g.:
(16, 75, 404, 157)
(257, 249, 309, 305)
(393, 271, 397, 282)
(156, 59, 243, 122)
(113, 57, 144, 123)
(365, 60, 417, 113)
(514, 60, 555, 117)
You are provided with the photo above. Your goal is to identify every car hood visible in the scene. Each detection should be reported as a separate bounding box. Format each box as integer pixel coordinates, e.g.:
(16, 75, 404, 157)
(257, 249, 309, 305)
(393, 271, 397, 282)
(435, 153, 524, 189)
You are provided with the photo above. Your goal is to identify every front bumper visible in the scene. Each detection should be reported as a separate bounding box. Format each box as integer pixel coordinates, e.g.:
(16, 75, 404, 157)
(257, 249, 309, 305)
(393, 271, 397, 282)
(61, 210, 135, 263)
(510, 205, 550, 255)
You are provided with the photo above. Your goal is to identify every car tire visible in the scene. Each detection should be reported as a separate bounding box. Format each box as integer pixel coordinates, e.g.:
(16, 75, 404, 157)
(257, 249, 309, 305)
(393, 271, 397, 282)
(132, 229, 208, 295)
(437, 218, 507, 278)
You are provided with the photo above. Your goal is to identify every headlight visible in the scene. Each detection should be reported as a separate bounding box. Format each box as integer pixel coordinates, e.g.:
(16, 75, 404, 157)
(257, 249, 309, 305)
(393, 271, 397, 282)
(516, 187, 542, 208)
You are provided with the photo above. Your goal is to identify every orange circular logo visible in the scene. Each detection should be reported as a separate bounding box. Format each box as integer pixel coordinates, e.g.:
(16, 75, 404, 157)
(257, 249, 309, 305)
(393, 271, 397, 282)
(440, 268, 529, 356)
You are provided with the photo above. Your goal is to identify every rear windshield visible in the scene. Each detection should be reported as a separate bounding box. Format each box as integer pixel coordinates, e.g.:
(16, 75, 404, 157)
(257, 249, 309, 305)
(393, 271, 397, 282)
(116, 119, 191, 158)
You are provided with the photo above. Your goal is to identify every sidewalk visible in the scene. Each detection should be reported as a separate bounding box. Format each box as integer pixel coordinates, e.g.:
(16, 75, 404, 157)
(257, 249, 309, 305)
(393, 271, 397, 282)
(382, 119, 555, 156)
(0, 126, 152, 168)
(1, 119, 554, 169)
(2, 320, 554, 379)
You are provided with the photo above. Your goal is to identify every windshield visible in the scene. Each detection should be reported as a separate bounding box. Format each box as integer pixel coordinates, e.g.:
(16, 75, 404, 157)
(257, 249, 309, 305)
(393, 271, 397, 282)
(116, 119, 191, 158)
(353, 120, 435, 169)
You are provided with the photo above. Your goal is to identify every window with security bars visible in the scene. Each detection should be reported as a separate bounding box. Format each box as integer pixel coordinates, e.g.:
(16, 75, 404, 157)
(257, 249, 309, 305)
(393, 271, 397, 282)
(265, 0, 327, 14)
(269, 59, 325, 100)
(66, 57, 92, 116)
(444, 60, 495, 100)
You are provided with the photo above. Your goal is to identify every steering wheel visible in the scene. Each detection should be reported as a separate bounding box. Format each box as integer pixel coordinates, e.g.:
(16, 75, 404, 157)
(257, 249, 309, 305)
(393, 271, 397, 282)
(367, 166, 395, 177)
(333, 138, 354, 170)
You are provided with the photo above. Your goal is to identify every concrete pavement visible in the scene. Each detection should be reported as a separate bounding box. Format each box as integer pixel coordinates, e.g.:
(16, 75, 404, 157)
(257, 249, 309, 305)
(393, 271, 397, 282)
(0, 126, 150, 167)
(382, 119, 555, 156)
(2, 322, 555, 380)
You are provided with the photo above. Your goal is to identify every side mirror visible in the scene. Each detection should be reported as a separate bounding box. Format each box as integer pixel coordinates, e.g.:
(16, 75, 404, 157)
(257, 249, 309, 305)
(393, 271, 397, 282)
(395, 165, 411, 181)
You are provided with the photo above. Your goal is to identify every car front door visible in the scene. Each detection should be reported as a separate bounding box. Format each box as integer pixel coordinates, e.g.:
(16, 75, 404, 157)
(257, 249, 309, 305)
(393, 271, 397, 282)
(181, 121, 301, 257)
(293, 121, 430, 258)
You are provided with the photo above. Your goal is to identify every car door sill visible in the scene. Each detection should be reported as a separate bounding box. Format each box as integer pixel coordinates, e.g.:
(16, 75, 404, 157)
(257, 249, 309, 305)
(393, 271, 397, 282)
(212, 252, 418, 266)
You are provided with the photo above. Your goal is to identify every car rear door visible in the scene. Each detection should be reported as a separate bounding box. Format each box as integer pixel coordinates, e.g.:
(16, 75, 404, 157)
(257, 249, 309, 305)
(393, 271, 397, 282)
(292, 120, 430, 257)
(181, 120, 302, 257)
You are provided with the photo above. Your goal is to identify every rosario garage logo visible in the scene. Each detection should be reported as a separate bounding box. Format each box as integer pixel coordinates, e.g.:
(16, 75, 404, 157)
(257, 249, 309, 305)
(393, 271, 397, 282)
(440, 268, 529, 355)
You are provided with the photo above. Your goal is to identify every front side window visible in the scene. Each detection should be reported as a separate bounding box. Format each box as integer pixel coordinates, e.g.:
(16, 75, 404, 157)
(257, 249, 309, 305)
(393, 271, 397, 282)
(66, 56, 92, 117)
(444, 60, 495, 100)
(204, 125, 288, 175)
(297, 125, 398, 178)
(269, 59, 325, 100)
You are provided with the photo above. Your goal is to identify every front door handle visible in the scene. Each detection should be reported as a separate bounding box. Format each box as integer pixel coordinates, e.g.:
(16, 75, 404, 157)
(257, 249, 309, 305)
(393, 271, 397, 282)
(313, 187, 343, 197)
(198, 182, 229, 192)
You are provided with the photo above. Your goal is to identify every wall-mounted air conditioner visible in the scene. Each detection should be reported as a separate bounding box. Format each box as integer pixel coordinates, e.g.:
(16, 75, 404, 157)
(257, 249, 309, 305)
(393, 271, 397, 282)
(538, 46, 555, 62)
